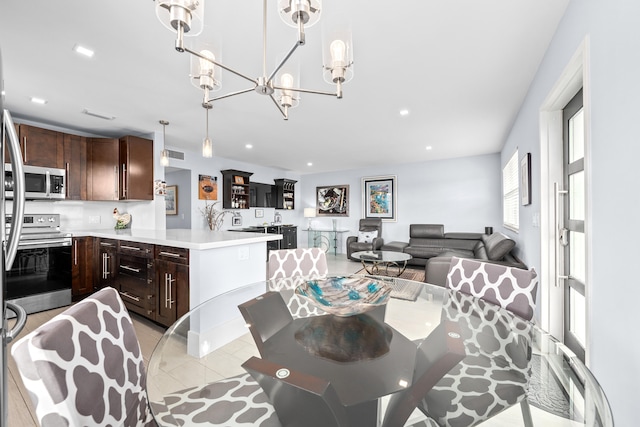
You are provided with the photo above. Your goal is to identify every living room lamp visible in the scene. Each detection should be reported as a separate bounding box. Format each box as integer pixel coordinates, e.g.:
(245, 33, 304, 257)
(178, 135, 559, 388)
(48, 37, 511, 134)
(154, 0, 353, 121)
(159, 120, 170, 167)
(304, 207, 316, 229)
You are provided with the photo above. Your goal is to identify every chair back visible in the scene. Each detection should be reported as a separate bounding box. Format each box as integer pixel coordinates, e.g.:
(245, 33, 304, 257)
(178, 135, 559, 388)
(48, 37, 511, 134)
(11, 287, 155, 427)
(445, 256, 538, 321)
(238, 291, 294, 357)
(268, 248, 328, 280)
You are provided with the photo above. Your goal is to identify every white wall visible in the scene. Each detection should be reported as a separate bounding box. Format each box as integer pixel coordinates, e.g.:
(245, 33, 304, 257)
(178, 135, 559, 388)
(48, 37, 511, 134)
(300, 154, 502, 252)
(500, 1, 639, 424)
(165, 169, 191, 229)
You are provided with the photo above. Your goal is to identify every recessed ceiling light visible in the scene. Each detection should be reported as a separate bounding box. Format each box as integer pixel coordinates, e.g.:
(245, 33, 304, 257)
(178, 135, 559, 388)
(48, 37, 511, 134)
(73, 44, 94, 58)
(426, 146, 433, 151)
(245, 143, 253, 149)
(30, 97, 47, 105)
(399, 109, 410, 116)
(307, 162, 313, 166)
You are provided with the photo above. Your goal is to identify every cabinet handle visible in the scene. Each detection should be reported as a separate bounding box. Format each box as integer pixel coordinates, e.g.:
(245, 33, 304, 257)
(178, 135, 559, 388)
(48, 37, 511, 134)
(114, 165, 118, 199)
(158, 251, 181, 258)
(74, 240, 78, 265)
(119, 291, 140, 302)
(100, 241, 114, 247)
(120, 245, 141, 251)
(122, 163, 127, 198)
(120, 265, 141, 273)
(165, 273, 175, 309)
(23, 136, 27, 163)
(65, 162, 70, 198)
(102, 253, 110, 279)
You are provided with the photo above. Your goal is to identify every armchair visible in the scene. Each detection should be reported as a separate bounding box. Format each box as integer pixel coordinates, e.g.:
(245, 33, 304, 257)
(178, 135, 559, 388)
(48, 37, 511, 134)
(346, 218, 384, 261)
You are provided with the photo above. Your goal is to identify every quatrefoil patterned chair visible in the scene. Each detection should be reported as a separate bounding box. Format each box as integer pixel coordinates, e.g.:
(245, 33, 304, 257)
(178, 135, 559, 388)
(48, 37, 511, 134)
(11, 287, 156, 427)
(267, 248, 329, 280)
(416, 257, 538, 427)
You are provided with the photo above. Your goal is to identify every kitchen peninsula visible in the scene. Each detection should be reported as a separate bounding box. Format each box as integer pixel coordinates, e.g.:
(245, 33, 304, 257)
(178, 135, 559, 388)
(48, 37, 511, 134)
(70, 228, 280, 325)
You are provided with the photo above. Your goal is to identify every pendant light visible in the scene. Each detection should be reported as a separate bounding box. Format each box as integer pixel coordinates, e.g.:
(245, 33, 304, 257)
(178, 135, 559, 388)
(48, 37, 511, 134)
(160, 120, 170, 167)
(202, 105, 213, 158)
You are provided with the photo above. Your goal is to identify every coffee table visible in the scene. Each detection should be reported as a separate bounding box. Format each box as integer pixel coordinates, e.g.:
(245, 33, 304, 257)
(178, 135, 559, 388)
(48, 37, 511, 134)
(352, 250, 412, 276)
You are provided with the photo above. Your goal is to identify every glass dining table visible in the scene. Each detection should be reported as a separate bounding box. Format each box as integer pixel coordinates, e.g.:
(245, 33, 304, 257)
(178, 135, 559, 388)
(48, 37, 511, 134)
(146, 275, 614, 427)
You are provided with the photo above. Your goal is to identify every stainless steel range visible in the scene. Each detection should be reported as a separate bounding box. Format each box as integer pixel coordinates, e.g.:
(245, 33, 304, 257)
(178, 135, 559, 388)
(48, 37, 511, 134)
(5, 214, 72, 314)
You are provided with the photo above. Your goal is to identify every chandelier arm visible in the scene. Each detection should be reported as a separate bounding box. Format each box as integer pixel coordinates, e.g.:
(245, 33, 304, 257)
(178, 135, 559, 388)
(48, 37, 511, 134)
(267, 39, 303, 84)
(268, 94, 288, 120)
(272, 85, 339, 97)
(207, 87, 256, 103)
(184, 47, 257, 85)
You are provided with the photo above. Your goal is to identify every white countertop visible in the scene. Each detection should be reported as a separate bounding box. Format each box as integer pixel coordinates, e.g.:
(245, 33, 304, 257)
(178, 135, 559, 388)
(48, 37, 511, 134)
(66, 228, 281, 250)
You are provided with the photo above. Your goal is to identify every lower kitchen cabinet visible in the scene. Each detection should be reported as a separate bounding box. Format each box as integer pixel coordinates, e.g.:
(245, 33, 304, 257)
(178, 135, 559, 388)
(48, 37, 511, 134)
(281, 226, 297, 250)
(155, 246, 190, 327)
(95, 238, 117, 291)
(116, 240, 156, 321)
(71, 236, 94, 300)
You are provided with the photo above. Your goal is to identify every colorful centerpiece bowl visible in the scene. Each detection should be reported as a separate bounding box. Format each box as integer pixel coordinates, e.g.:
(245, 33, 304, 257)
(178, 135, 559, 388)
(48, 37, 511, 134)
(295, 276, 391, 317)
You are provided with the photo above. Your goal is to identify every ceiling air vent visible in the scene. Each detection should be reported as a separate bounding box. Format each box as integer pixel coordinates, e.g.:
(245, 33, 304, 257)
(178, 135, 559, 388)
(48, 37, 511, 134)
(166, 149, 184, 160)
(81, 109, 115, 120)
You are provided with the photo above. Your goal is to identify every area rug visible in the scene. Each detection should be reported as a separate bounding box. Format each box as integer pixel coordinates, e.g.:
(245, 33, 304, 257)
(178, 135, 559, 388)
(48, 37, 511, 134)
(355, 266, 425, 282)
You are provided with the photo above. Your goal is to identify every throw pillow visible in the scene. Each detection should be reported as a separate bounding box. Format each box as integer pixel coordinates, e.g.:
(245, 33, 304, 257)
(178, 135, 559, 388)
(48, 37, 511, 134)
(357, 230, 378, 243)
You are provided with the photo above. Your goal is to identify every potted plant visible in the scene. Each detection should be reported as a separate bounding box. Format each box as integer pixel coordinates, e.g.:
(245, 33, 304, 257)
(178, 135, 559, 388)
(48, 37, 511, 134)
(200, 201, 231, 231)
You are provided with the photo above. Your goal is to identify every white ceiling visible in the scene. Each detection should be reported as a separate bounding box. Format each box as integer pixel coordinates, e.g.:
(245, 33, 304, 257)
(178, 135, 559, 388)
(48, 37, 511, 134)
(0, 0, 570, 175)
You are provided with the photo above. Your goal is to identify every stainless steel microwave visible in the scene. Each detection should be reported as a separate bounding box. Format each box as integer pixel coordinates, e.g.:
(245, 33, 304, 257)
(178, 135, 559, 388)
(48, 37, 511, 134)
(4, 164, 65, 200)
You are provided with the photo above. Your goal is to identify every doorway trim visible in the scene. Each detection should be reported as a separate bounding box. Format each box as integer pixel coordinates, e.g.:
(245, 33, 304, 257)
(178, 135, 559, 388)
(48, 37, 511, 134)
(539, 36, 592, 363)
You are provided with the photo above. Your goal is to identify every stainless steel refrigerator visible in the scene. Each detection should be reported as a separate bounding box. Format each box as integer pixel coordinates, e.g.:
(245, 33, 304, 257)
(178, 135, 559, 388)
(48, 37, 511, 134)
(0, 48, 28, 426)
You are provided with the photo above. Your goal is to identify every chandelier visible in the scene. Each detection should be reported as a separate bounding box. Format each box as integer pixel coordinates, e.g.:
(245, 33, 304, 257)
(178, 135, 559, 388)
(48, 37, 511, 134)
(155, 0, 354, 126)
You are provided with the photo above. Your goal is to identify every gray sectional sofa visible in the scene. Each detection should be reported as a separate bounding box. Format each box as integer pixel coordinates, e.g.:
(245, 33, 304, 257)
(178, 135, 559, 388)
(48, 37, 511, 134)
(382, 224, 525, 286)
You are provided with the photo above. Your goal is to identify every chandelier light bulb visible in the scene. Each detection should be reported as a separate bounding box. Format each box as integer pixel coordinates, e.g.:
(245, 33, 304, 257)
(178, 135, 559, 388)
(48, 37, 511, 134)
(202, 136, 213, 158)
(281, 73, 294, 94)
(199, 50, 215, 75)
(330, 39, 346, 66)
(160, 149, 170, 166)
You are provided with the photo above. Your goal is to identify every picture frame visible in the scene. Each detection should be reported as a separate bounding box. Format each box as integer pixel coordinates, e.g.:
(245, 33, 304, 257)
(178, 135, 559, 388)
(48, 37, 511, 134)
(232, 214, 242, 226)
(255, 209, 264, 218)
(316, 185, 349, 217)
(165, 185, 177, 215)
(362, 175, 397, 222)
(198, 175, 218, 200)
(234, 175, 245, 184)
(520, 153, 531, 206)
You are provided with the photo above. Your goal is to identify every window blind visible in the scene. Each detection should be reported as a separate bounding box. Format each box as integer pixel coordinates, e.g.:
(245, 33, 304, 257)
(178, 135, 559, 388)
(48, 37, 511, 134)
(503, 150, 519, 230)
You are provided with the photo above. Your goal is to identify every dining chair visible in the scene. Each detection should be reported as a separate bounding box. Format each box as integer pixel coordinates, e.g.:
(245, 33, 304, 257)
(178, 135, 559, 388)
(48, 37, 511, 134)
(242, 356, 350, 427)
(415, 257, 538, 427)
(267, 247, 329, 280)
(11, 287, 156, 427)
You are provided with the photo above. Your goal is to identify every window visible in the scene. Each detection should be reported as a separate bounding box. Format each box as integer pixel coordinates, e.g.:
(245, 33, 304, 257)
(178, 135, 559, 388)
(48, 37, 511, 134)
(503, 149, 519, 230)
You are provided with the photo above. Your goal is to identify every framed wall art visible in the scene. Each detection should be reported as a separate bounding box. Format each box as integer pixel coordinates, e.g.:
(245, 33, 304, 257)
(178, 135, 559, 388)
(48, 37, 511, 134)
(362, 175, 397, 222)
(316, 185, 349, 217)
(198, 175, 218, 200)
(520, 153, 531, 206)
(165, 185, 177, 215)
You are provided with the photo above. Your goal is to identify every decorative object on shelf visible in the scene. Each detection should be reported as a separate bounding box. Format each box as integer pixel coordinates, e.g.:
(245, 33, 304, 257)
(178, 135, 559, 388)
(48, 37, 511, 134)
(362, 175, 397, 222)
(255, 209, 264, 218)
(199, 201, 231, 231)
(154, 180, 167, 196)
(316, 185, 349, 217)
(154, 0, 353, 121)
(273, 211, 282, 225)
(520, 152, 531, 206)
(304, 207, 316, 229)
(232, 212, 243, 227)
(159, 120, 170, 167)
(198, 174, 218, 200)
(113, 208, 131, 230)
(202, 105, 213, 158)
(295, 276, 391, 317)
(165, 185, 177, 215)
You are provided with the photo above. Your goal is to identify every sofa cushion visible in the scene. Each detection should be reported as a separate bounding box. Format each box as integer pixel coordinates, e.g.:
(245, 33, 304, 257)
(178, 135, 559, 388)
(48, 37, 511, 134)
(358, 230, 378, 243)
(481, 232, 515, 260)
(473, 241, 488, 260)
(410, 224, 444, 239)
(405, 246, 444, 259)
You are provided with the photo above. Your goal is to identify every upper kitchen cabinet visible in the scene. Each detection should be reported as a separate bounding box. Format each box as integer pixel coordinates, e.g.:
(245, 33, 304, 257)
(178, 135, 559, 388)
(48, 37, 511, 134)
(119, 136, 153, 200)
(17, 124, 64, 168)
(274, 179, 296, 210)
(87, 137, 120, 201)
(63, 133, 87, 200)
(86, 136, 154, 201)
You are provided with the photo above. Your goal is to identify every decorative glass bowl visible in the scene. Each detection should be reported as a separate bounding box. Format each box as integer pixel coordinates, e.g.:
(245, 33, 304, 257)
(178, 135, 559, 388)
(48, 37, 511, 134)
(295, 276, 391, 317)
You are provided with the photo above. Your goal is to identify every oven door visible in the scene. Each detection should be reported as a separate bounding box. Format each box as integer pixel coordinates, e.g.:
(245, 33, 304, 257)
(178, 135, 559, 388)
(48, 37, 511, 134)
(6, 240, 72, 311)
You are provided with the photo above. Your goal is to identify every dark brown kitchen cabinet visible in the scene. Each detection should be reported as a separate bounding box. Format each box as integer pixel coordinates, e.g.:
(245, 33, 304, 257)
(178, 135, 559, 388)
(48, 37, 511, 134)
(119, 136, 154, 200)
(221, 169, 252, 209)
(155, 245, 190, 327)
(17, 124, 64, 168)
(95, 238, 117, 291)
(86, 136, 154, 201)
(274, 179, 296, 210)
(71, 236, 94, 300)
(87, 138, 120, 201)
(63, 133, 87, 200)
(117, 240, 156, 320)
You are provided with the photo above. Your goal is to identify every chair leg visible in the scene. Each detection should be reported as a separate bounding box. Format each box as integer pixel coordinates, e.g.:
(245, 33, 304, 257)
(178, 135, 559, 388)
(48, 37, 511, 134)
(520, 400, 533, 427)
